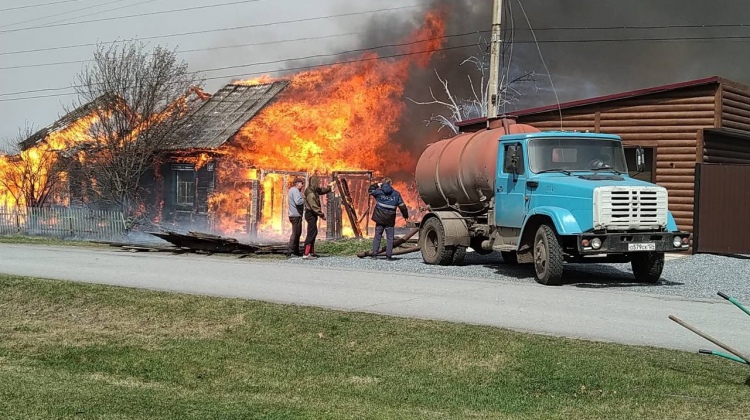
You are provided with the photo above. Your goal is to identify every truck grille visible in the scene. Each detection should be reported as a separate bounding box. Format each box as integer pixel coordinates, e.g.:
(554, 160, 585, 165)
(593, 186, 668, 231)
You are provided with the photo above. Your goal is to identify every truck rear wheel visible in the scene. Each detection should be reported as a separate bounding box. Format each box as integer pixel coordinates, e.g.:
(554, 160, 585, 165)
(451, 246, 467, 265)
(631, 252, 664, 283)
(533, 224, 564, 285)
(420, 217, 454, 265)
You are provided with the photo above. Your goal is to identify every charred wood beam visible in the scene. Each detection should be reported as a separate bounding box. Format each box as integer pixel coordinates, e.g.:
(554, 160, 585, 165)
(336, 177, 363, 238)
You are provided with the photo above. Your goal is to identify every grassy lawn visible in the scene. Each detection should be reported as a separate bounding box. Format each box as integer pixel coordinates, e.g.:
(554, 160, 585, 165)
(1, 276, 750, 419)
(0, 234, 107, 248)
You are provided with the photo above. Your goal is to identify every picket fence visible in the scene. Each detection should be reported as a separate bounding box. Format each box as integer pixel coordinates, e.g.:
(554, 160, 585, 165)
(0, 206, 126, 241)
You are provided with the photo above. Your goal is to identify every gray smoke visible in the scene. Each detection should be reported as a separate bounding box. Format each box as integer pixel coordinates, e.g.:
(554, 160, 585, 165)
(352, 0, 750, 161)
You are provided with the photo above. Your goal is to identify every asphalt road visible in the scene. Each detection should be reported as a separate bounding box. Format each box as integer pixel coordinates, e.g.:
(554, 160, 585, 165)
(1, 243, 748, 354)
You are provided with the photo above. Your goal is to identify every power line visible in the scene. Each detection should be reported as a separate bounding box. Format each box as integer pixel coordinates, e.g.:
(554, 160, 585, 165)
(0, 0, 130, 30)
(0, 0, 266, 34)
(0, 42, 478, 103)
(0, 0, 82, 13)
(12, 30, 750, 72)
(0, 29, 486, 71)
(0, 2, 431, 56)
(0, 32, 370, 71)
(0, 32, 482, 96)
(514, 23, 750, 31)
(0, 18, 750, 55)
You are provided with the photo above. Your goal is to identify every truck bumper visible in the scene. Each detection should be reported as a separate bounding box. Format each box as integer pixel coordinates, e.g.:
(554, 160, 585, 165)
(576, 231, 690, 255)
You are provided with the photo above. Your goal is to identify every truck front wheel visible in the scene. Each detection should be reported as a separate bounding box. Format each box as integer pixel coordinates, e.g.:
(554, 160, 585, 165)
(533, 224, 564, 285)
(420, 217, 454, 265)
(631, 252, 664, 283)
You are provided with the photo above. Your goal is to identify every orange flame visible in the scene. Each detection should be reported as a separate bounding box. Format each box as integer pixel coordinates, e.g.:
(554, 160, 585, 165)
(210, 10, 446, 236)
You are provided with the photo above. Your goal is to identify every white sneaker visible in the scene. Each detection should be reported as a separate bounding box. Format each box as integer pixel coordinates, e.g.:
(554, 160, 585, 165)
(302, 254, 317, 260)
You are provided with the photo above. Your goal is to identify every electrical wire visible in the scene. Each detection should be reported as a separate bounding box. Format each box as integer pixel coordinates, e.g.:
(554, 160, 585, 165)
(516, 0, 562, 129)
(0, 0, 130, 30)
(0, 0, 266, 34)
(0, 31, 489, 72)
(0, 0, 82, 13)
(0, 31, 482, 96)
(0, 42, 479, 103)
(0, 2, 432, 56)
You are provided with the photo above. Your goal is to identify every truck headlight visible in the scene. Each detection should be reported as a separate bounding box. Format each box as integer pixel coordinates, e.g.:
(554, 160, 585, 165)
(591, 238, 602, 250)
(672, 236, 682, 247)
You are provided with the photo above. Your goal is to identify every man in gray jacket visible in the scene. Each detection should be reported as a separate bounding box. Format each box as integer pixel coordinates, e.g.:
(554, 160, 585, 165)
(287, 177, 305, 257)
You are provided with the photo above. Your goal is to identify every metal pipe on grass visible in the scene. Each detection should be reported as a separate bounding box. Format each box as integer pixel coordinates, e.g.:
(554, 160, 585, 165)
(699, 349, 750, 365)
(669, 315, 750, 364)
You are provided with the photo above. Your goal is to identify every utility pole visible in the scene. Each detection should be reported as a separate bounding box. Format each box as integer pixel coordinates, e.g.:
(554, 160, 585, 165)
(486, 0, 503, 119)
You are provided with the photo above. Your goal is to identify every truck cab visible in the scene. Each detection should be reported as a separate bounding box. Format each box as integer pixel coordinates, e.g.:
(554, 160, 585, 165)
(493, 132, 689, 284)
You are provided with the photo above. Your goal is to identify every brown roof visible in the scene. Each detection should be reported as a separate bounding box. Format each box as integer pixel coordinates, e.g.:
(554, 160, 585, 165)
(167, 81, 289, 150)
(457, 76, 741, 128)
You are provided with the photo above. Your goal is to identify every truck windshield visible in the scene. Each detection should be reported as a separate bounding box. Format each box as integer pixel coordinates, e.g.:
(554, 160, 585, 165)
(528, 138, 628, 174)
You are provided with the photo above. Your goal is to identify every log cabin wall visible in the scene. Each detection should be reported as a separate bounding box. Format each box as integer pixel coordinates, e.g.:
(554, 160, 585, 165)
(721, 80, 750, 134)
(516, 83, 721, 235)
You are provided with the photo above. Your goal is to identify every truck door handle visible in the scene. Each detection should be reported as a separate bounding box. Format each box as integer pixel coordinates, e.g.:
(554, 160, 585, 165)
(527, 180, 539, 188)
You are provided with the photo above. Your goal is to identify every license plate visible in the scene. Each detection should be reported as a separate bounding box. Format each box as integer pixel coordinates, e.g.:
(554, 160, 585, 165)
(628, 243, 656, 251)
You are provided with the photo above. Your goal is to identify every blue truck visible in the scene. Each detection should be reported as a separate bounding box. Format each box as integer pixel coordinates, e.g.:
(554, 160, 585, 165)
(413, 120, 690, 285)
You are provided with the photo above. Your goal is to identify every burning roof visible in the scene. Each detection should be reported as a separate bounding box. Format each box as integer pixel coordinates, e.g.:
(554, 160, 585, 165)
(19, 95, 112, 151)
(167, 81, 289, 150)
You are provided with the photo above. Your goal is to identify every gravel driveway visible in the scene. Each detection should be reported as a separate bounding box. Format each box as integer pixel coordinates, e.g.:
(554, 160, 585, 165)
(283, 251, 750, 302)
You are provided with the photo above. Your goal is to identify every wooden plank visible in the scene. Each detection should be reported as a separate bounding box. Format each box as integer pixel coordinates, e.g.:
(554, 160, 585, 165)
(618, 133, 697, 141)
(657, 175, 695, 183)
(657, 161, 696, 169)
(597, 126, 708, 134)
(657, 182, 695, 190)
(599, 118, 714, 127)
(600, 111, 714, 120)
(657, 154, 698, 161)
(723, 120, 750, 131)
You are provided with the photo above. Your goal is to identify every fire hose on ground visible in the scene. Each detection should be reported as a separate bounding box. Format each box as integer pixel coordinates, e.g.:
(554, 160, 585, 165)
(670, 291, 750, 368)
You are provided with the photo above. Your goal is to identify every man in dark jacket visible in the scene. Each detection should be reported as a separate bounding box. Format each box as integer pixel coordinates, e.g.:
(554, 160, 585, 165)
(369, 177, 408, 260)
(303, 175, 334, 259)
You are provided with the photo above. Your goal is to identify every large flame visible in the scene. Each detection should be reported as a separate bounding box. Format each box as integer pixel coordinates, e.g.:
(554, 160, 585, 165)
(210, 10, 446, 236)
(0, 112, 102, 209)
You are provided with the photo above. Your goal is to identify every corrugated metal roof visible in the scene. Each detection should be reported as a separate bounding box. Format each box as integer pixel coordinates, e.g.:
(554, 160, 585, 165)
(19, 95, 110, 151)
(167, 81, 289, 150)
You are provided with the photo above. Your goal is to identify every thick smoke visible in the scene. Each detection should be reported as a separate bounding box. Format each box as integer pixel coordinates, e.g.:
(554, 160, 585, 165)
(201, 0, 750, 176)
(349, 0, 750, 160)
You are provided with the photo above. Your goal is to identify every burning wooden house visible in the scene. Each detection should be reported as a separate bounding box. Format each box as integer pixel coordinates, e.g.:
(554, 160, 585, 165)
(4, 9, 446, 240)
(147, 80, 377, 239)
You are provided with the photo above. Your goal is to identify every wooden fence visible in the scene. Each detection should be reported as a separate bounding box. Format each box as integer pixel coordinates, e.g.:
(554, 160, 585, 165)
(0, 206, 126, 241)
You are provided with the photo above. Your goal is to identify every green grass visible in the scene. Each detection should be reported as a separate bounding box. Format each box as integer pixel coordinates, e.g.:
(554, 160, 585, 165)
(0, 234, 107, 247)
(1, 275, 750, 419)
(314, 237, 374, 256)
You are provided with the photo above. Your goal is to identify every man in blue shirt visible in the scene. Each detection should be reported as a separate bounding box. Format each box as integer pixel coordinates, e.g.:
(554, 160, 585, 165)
(369, 177, 409, 260)
(286, 177, 305, 257)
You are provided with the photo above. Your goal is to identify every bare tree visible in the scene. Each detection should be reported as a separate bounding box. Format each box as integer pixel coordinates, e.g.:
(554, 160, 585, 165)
(0, 123, 69, 208)
(408, 38, 535, 134)
(70, 41, 206, 222)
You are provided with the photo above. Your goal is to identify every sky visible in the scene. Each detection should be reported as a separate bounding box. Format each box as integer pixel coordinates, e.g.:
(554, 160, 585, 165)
(2, 0, 750, 145)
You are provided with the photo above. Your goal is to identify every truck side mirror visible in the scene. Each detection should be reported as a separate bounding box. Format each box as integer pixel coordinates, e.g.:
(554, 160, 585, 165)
(635, 146, 645, 173)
